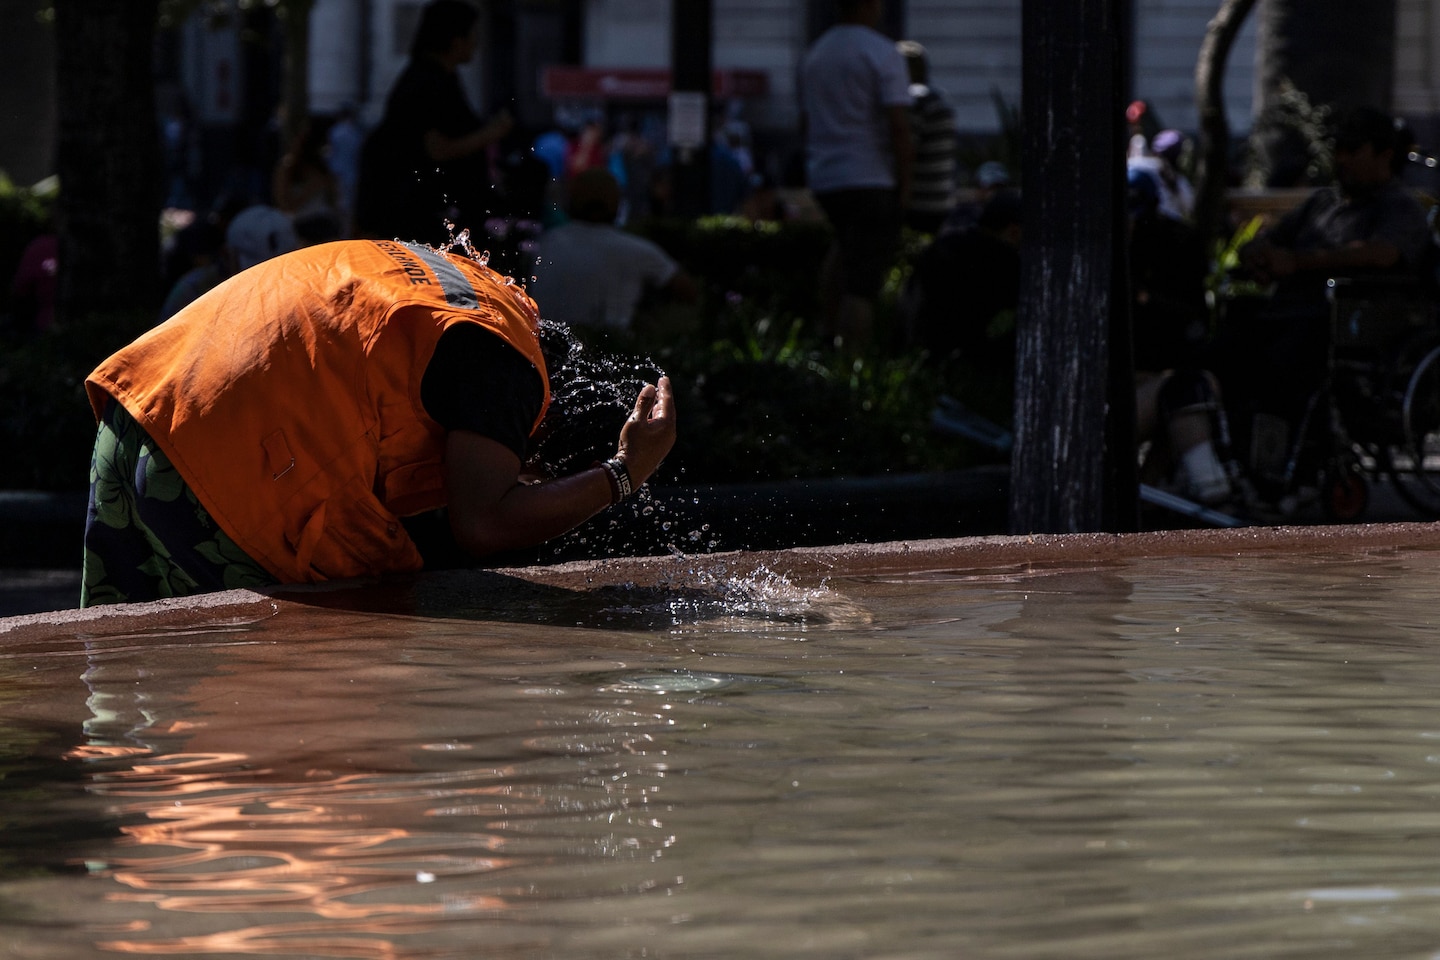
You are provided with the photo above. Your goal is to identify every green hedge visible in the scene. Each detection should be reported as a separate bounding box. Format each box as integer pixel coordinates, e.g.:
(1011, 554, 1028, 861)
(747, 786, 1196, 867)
(0, 173, 54, 286)
(600, 217, 1004, 484)
(632, 215, 834, 337)
(0, 311, 152, 490)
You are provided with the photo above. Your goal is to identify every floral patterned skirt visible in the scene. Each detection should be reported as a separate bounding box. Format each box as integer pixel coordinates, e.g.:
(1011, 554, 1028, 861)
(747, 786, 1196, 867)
(81, 401, 276, 607)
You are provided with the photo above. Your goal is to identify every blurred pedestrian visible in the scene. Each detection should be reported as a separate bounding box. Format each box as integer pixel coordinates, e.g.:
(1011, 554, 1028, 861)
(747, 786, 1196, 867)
(7, 228, 58, 337)
(566, 117, 608, 180)
(354, 0, 514, 244)
(159, 205, 300, 322)
(897, 40, 957, 234)
(902, 189, 1022, 369)
(326, 104, 365, 234)
(1127, 128, 1195, 222)
(945, 160, 1011, 234)
(531, 168, 697, 333)
(273, 116, 343, 244)
(800, 0, 913, 350)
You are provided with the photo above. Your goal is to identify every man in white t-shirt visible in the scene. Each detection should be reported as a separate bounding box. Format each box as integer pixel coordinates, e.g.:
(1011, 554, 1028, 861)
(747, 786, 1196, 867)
(531, 169, 697, 333)
(800, 0, 913, 350)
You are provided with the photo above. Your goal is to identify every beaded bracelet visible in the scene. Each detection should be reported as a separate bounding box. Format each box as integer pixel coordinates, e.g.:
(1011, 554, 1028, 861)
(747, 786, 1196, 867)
(595, 457, 634, 504)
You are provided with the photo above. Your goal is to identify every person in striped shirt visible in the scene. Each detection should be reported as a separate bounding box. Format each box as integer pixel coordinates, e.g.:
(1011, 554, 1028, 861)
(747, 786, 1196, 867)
(897, 41, 958, 235)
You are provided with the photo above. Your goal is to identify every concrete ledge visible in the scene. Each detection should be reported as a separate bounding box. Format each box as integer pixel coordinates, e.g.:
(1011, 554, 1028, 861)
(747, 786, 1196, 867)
(507, 519, 1440, 590)
(9, 520, 1440, 641)
(0, 587, 282, 640)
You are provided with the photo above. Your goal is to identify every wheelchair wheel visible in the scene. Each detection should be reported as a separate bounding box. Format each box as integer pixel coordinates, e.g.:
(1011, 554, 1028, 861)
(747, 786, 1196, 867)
(1387, 342, 1440, 517)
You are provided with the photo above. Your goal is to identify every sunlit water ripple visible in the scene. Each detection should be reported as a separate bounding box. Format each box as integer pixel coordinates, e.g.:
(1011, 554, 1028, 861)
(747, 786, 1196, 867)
(4, 550, 1440, 958)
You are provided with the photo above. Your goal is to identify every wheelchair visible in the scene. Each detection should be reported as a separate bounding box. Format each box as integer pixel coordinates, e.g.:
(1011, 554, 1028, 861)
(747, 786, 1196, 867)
(1223, 274, 1440, 522)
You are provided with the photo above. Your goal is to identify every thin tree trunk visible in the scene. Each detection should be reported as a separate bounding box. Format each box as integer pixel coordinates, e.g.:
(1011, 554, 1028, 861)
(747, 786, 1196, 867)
(53, 0, 161, 320)
(1193, 0, 1256, 249)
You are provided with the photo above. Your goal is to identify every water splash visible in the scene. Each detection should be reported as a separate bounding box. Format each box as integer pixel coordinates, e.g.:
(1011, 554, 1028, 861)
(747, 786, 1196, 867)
(529, 318, 666, 482)
(589, 558, 871, 631)
(429, 224, 690, 558)
(595, 669, 804, 696)
(439, 220, 488, 267)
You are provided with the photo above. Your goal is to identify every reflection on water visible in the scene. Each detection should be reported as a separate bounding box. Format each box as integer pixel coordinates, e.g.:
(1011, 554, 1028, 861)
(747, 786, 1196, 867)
(6, 549, 1440, 957)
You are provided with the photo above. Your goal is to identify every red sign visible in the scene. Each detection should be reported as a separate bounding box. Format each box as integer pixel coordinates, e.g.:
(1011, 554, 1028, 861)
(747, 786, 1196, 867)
(541, 67, 769, 100)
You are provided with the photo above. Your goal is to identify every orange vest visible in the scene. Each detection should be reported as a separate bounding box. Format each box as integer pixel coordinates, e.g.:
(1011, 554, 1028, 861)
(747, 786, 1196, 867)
(87, 239, 550, 583)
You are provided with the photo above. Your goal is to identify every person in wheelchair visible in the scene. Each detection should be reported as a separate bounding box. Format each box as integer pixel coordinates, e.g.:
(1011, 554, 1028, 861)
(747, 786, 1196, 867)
(1215, 105, 1432, 490)
(1128, 167, 1235, 505)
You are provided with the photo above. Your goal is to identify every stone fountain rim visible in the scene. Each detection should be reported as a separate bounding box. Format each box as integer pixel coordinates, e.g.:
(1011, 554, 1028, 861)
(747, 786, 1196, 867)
(519, 519, 1440, 586)
(7, 521, 1439, 638)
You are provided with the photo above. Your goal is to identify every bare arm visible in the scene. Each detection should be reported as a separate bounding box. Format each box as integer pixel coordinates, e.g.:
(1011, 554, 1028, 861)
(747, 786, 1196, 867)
(423, 109, 515, 163)
(444, 376, 676, 558)
(1242, 237, 1403, 282)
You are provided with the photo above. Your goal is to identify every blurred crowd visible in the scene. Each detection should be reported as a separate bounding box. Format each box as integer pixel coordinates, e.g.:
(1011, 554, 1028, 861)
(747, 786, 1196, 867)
(29, 0, 1431, 530)
(145, 96, 800, 332)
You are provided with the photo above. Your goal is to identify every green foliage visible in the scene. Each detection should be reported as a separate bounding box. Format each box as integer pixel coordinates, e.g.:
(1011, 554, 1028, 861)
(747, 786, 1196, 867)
(651, 321, 979, 485)
(0, 174, 55, 294)
(630, 215, 833, 338)
(610, 219, 997, 484)
(0, 310, 152, 491)
(1245, 79, 1334, 188)
(3, 217, 986, 493)
(1207, 214, 1266, 299)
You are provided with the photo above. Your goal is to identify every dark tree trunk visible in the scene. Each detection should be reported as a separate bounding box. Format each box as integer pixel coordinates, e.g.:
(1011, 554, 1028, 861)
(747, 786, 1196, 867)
(278, 0, 314, 149)
(1193, 0, 1257, 248)
(1012, 0, 1134, 534)
(1258, 0, 1396, 116)
(53, 0, 162, 320)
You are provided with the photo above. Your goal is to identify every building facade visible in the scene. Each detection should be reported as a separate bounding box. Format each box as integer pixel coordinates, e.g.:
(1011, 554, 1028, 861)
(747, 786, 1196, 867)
(285, 0, 1263, 139)
(4, 0, 1438, 199)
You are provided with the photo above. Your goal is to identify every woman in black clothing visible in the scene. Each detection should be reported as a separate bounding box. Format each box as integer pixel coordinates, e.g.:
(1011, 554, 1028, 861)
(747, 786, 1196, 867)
(355, 0, 514, 245)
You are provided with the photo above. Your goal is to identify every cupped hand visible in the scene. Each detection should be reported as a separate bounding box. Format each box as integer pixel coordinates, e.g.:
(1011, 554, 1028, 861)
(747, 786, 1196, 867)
(616, 375, 676, 486)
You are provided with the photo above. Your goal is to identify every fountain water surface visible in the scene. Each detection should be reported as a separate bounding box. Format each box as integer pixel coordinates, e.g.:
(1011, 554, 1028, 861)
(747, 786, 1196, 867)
(6, 523, 1440, 959)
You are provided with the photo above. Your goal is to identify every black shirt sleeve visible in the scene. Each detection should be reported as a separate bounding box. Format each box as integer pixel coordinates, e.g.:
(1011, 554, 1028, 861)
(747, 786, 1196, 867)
(420, 323, 545, 460)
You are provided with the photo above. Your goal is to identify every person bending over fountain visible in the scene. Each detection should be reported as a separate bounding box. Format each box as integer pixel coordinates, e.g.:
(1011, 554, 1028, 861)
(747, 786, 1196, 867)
(80, 238, 676, 606)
